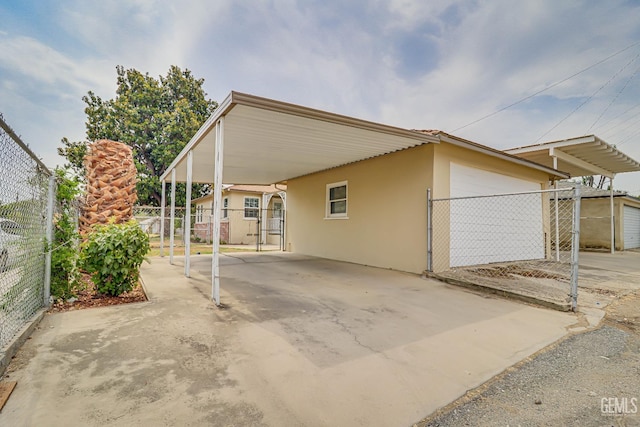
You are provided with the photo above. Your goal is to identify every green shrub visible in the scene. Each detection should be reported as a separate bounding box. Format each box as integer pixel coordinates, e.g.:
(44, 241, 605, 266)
(81, 220, 150, 296)
(51, 167, 81, 300)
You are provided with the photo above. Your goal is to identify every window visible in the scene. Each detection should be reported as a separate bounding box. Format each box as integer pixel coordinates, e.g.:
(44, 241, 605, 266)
(244, 197, 259, 219)
(222, 197, 228, 219)
(326, 181, 348, 218)
(196, 205, 204, 223)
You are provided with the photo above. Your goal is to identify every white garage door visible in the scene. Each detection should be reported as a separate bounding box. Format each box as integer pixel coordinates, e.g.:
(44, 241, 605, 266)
(449, 163, 545, 267)
(623, 205, 640, 249)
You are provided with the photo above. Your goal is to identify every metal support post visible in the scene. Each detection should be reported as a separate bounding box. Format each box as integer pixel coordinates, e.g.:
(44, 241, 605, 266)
(552, 157, 560, 262)
(43, 174, 55, 306)
(184, 150, 193, 277)
(211, 117, 224, 305)
(169, 169, 176, 265)
(256, 209, 261, 252)
(610, 176, 615, 254)
(570, 184, 581, 311)
(427, 188, 433, 272)
(160, 180, 166, 257)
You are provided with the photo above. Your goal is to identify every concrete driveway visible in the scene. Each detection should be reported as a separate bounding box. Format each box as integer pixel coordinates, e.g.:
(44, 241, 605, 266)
(1, 253, 578, 426)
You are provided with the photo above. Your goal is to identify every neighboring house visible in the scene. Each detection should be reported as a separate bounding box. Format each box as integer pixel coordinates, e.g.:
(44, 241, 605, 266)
(553, 183, 640, 251)
(506, 136, 640, 253)
(192, 184, 285, 245)
(582, 192, 640, 250)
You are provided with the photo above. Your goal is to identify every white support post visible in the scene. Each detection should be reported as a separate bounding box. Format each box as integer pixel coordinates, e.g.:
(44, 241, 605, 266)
(610, 176, 615, 254)
(211, 117, 225, 305)
(169, 169, 176, 265)
(185, 151, 193, 277)
(552, 156, 560, 262)
(160, 179, 166, 257)
(43, 174, 55, 307)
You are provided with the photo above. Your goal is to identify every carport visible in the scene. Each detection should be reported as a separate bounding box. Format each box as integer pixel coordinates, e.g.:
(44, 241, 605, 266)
(506, 135, 640, 254)
(158, 91, 441, 304)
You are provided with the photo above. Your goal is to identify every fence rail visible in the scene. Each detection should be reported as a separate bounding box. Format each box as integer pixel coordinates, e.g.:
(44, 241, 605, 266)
(133, 206, 285, 252)
(427, 186, 581, 310)
(0, 115, 53, 351)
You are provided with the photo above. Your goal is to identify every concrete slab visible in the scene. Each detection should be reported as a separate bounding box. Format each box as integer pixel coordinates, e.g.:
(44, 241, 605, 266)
(0, 254, 578, 427)
(425, 251, 640, 317)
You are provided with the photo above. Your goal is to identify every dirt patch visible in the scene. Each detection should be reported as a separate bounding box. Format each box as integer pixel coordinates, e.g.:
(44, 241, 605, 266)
(468, 264, 567, 281)
(49, 274, 146, 313)
(604, 290, 640, 332)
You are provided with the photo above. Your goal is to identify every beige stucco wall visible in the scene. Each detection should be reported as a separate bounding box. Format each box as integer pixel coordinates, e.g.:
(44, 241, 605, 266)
(286, 144, 434, 274)
(579, 198, 620, 250)
(580, 196, 640, 250)
(286, 141, 555, 274)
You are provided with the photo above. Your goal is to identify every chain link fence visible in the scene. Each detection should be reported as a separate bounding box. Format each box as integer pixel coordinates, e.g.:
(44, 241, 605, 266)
(133, 206, 285, 254)
(0, 116, 54, 350)
(192, 208, 284, 250)
(427, 186, 581, 310)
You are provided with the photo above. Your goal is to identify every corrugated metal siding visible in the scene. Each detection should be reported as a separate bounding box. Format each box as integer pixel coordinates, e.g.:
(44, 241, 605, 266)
(171, 104, 435, 184)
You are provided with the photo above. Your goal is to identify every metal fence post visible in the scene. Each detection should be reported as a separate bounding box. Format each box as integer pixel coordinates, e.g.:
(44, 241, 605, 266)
(427, 188, 433, 272)
(256, 208, 261, 252)
(43, 174, 55, 307)
(570, 184, 581, 311)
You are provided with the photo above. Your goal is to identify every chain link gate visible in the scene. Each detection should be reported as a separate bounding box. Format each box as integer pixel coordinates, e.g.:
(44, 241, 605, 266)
(0, 116, 54, 350)
(135, 206, 285, 253)
(427, 185, 581, 311)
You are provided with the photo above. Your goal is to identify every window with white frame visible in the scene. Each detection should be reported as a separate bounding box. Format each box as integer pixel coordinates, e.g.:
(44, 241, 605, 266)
(244, 197, 259, 219)
(222, 197, 228, 219)
(196, 205, 204, 223)
(326, 181, 348, 218)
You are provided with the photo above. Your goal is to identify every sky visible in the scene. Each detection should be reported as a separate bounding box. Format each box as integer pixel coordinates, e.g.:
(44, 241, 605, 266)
(2, 0, 640, 193)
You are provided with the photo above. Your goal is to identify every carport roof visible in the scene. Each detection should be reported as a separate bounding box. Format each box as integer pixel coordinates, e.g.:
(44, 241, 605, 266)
(160, 91, 567, 184)
(505, 135, 640, 178)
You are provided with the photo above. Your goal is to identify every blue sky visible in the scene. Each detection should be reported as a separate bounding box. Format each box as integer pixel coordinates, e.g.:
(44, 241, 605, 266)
(2, 0, 640, 192)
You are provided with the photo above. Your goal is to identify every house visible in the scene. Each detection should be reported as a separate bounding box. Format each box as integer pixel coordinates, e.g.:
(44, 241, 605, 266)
(553, 183, 640, 251)
(581, 191, 640, 250)
(191, 184, 285, 245)
(158, 92, 568, 303)
(285, 130, 567, 274)
(506, 136, 640, 253)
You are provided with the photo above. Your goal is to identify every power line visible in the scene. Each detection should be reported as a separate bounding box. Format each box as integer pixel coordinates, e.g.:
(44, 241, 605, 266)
(534, 49, 640, 143)
(598, 107, 640, 137)
(593, 102, 640, 132)
(450, 41, 640, 133)
(587, 54, 640, 132)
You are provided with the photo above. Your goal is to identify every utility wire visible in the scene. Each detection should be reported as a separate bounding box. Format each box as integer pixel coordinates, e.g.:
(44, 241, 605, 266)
(587, 54, 640, 132)
(593, 102, 640, 132)
(450, 41, 640, 133)
(533, 48, 640, 143)
(600, 109, 640, 139)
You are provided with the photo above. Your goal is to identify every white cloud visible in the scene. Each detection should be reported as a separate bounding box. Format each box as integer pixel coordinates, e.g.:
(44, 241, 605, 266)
(2, 0, 640, 191)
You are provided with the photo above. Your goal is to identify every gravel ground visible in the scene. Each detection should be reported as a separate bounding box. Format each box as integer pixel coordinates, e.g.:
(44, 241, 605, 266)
(417, 292, 640, 427)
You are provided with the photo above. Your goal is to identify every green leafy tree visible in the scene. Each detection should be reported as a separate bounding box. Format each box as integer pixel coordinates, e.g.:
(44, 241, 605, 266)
(59, 65, 217, 206)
